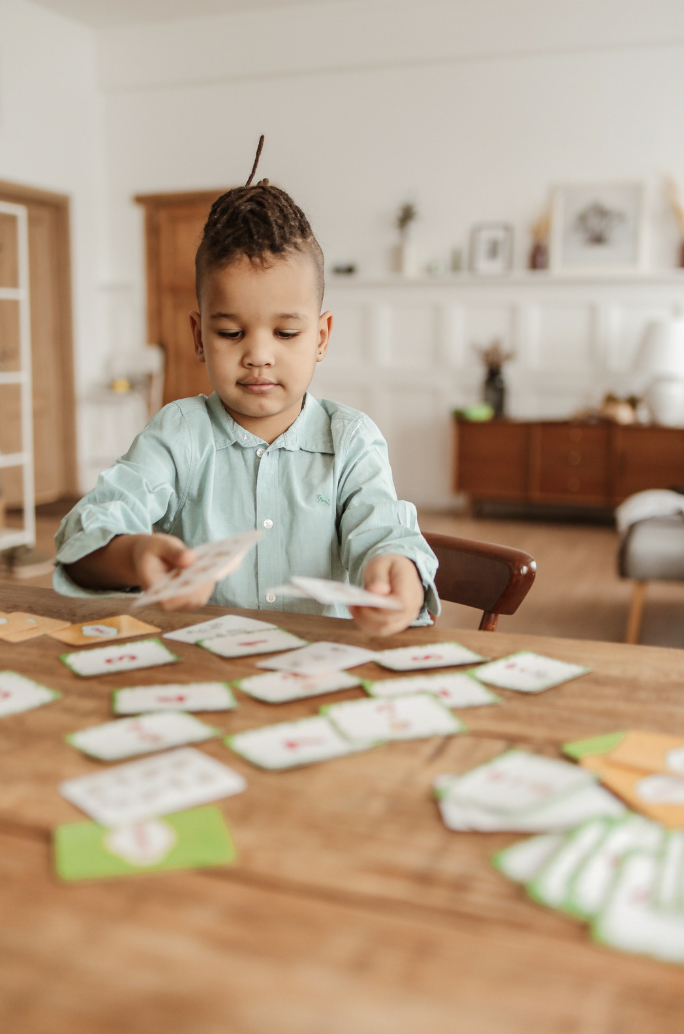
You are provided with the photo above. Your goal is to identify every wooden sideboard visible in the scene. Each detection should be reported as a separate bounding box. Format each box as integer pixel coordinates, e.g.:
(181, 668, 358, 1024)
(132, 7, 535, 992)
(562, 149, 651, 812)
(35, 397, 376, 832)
(453, 420, 684, 508)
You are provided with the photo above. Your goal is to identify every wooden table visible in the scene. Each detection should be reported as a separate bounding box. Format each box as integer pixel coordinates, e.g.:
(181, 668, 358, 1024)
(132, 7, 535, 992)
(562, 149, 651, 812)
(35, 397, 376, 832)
(1, 585, 684, 1033)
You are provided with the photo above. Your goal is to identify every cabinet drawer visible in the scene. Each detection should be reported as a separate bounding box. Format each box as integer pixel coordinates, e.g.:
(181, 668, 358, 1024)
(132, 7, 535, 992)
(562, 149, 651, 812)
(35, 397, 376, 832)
(454, 421, 528, 500)
(613, 426, 684, 501)
(530, 424, 610, 505)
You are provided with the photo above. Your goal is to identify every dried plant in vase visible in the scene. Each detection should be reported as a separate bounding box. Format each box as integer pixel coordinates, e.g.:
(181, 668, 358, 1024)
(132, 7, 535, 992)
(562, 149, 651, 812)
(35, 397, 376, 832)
(529, 205, 551, 270)
(474, 340, 515, 419)
(665, 177, 684, 267)
(395, 202, 418, 276)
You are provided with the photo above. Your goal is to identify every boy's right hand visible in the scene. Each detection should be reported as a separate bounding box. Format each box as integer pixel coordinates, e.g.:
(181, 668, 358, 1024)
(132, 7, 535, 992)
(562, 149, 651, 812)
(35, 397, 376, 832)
(66, 532, 215, 611)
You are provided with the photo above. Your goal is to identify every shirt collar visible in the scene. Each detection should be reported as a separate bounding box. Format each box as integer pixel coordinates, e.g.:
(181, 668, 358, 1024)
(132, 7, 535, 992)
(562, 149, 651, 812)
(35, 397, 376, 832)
(207, 392, 334, 454)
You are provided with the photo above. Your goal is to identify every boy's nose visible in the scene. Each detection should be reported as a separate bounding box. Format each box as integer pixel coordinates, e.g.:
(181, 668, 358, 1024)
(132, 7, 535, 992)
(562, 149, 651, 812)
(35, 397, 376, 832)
(243, 334, 275, 366)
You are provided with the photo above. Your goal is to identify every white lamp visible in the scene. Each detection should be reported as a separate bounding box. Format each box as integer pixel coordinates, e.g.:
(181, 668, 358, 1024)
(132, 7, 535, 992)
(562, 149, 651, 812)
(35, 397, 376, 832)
(634, 317, 684, 427)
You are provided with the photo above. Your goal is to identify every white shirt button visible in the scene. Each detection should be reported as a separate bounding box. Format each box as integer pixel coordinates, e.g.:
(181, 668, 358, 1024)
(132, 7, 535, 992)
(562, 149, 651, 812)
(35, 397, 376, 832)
(256, 448, 265, 458)
(265, 591, 276, 603)
(263, 518, 274, 529)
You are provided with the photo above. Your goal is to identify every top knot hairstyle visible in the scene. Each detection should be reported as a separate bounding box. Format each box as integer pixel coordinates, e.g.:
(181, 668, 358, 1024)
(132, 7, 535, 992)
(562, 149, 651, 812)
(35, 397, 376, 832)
(195, 135, 325, 307)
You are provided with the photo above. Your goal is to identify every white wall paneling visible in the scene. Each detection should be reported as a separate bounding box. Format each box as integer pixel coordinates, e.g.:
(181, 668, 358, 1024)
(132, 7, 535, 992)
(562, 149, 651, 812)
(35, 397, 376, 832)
(311, 272, 684, 508)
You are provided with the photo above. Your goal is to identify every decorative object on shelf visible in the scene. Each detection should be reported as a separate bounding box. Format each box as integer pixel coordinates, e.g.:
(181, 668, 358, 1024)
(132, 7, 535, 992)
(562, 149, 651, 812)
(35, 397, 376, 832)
(395, 202, 418, 276)
(450, 248, 463, 272)
(332, 263, 357, 276)
(664, 176, 684, 268)
(550, 182, 646, 273)
(529, 205, 551, 270)
(469, 224, 514, 275)
(475, 340, 515, 419)
(452, 403, 494, 422)
(634, 317, 684, 427)
(572, 394, 641, 425)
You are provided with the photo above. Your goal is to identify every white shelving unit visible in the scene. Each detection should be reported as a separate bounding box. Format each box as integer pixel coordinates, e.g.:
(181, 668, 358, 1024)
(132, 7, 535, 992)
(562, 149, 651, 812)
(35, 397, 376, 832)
(0, 201, 35, 551)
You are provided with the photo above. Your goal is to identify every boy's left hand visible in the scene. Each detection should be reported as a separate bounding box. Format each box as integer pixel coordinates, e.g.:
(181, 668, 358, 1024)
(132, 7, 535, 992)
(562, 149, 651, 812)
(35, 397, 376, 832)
(349, 554, 425, 636)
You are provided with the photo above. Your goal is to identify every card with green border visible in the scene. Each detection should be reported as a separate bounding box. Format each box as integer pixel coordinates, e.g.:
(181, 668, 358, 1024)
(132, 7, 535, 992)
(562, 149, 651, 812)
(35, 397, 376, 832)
(562, 731, 626, 760)
(0, 670, 61, 717)
(54, 806, 236, 881)
(472, 652, 589, 693)
(60, 637, 181, 678)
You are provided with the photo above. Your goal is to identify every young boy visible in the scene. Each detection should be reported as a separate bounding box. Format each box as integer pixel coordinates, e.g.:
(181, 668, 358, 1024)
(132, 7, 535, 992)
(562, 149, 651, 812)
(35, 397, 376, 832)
(54, 163, 439, 636)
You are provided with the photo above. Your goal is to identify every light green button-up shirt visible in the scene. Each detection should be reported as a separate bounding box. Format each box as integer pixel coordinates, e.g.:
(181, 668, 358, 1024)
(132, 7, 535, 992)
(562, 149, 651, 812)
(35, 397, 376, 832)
(54, 392, 439, 622)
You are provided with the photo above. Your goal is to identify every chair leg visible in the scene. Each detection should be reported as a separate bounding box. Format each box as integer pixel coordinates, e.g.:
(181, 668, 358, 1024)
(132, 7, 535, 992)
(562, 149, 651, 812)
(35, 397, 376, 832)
(479, 611, 498, 632)
(625, 581, 647, 645)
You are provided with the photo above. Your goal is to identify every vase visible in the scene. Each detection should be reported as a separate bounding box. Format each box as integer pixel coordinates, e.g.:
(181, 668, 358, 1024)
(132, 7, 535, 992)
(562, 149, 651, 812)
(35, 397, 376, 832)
(483, 366, 506, 418)
(396, 241, 418, 277)
(529, 241, 549, 270)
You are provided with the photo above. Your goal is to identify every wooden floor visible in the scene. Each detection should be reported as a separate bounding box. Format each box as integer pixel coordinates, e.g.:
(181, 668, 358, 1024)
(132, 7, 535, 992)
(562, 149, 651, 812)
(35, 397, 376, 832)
(3, 503, 684, 649)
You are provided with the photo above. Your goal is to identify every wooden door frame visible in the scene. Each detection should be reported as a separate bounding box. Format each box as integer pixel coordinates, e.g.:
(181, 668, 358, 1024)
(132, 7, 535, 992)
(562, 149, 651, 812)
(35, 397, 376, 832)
(0, 178, 78, 496)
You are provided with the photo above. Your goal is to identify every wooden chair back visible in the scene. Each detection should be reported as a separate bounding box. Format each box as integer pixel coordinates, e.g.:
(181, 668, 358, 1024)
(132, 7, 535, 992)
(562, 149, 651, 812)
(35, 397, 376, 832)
(423, 532, 536, 631)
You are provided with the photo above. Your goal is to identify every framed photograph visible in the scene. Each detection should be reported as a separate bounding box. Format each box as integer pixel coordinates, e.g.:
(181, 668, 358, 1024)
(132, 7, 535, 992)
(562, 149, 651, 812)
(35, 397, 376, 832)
(469, 224, 514, 275)
(550, 182, 647, 273)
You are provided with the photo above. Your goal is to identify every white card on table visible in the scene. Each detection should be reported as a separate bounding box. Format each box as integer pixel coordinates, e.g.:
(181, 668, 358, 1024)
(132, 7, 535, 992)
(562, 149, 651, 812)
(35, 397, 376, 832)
(133, 530, 262, 607)
(66, 711, 220, 761)
(60, 637, 180, 678)
(528, 817, 612, 909)
(256, 640, 377, 674)
(270, 576, 403, 611)
(492, 832, 567, 884)
(569, 814, 663, 918)
(655, 831, 684, 911)
(227, 715, 358, 770)
(373, 641, 487, 672)
(323, 693, 465, 744)
(437, 750, 595, 816)
(363, 671, 500, 708)
(235, 670, 361, 704)
(113, 682, 237, 714)
(199, 628, 308, 659)
(472, 652, 589, 693)
(438, 781, 625, 833)
(0, 670, 60, 717)
(59, 746, 247, 826)
(163, 614, 277, 644)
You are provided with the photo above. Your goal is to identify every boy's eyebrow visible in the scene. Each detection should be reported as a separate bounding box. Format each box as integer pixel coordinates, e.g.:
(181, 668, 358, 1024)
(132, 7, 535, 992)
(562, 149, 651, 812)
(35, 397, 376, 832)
(209, 311, 308, 321)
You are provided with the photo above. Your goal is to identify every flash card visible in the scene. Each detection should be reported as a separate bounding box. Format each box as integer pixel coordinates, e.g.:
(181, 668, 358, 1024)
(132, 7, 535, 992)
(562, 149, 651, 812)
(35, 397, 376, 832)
(595, 761, 684, 828)
(66, 711, 220, 761)
(363, 671, 500, 708)
(528, 817, 612, 910)
(60, 637, 181, 678)
(235, 670, 361, 704)
(49, 614, 160, 647)
(606, 729, 684, 778)
(199, 628, 308, 659)
(0, 611, 71, 643)
(256, 640, 377, 674)
(472, 652, 589, 693)
(269, 576, 403, 611)
(655, 831, 684, 911)
(163, 614, 277, 644)
(492, 832, 567, 884)
(60, 746, 247, 826)
(226, 715, 360, 770)
(373, 641, 487, 672)
(0, 670, 61, 717)
(323, 693, 465, 745)
(113, 682, 237, 715)
(54, 806, 236, 881)
(133, 530, 262, 607)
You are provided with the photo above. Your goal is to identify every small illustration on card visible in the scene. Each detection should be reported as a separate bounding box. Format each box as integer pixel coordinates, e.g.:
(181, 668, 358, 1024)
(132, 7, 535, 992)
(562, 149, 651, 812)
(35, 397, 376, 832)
(54, 806, 237, 881)
(113, 682, 236, 715)
(133, 531, 262, 607)
(199, 628, 308, 659)
(66, 711, 221, 761)
(60, 638, 181, 678)
(373, 641, 487, 672)
(0, 670, 61, 717)
(49, 614, 161, 647)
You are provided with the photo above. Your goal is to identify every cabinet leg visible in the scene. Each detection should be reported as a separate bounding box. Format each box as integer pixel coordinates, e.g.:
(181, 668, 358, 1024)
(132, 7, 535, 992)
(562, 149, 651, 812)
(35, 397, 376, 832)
(625, 581, 647, 645)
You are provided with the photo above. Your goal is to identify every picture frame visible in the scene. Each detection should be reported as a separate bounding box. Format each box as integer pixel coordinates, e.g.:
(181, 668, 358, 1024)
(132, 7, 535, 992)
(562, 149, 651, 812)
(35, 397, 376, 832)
(550, 182, 647, 274)
(469, 223, 514, 275)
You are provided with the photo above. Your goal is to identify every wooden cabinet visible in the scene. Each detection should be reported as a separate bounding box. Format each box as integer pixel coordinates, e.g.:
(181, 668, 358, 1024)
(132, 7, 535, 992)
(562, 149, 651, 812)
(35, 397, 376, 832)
(454, 420, 684, 507)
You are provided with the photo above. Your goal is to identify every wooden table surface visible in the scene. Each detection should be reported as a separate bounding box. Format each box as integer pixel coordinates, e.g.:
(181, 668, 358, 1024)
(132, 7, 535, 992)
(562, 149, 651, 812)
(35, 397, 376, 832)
(1, 585, 684, 1034)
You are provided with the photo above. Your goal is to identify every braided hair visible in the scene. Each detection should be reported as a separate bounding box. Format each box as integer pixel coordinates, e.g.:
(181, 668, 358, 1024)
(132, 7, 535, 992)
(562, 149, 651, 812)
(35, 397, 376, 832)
(195, 136, 324, 306)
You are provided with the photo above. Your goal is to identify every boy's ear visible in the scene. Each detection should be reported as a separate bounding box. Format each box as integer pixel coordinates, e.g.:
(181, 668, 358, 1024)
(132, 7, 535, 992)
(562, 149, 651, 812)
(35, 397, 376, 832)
(189, 310, 206, 363)
(317, 310, 333, 362)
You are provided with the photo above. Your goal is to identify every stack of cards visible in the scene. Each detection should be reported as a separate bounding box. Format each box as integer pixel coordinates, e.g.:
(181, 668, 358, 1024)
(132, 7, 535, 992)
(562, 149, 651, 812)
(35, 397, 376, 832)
(267, 575, 403, 610)
(491, 814, 684, 964)
(60, 638, 181, 678)
(472, 652, 590, 693)
(435, 750, 626, 832)
(0, 611, 70, 643)
(374, 641, 487, 672)
(133, 531, 262, 607)
(362, 671, 500, 709)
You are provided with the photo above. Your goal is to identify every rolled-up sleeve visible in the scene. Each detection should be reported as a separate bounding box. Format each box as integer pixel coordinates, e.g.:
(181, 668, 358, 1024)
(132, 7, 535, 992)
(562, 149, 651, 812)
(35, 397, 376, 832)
(336, 414, 440, 623)
(53, 403, 192, 597)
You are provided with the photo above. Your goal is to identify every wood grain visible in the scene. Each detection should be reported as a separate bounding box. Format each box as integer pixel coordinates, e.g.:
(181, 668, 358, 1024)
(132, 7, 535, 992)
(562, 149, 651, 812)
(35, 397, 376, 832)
(1, 585, 684, 1032)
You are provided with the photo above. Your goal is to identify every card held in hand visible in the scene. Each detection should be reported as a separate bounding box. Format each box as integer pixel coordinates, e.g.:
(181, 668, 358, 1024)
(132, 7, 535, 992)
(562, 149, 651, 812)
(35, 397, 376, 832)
(113, 682, 236, 714)
(0, 670, 61, 717)
(373, 641, 487, 672)
(133, 530, 262, 607)
(66, 711, 221, 761)
(268, 575, 403, 610)
(60, 638, 181, 678)
(60, 746, 247, 826)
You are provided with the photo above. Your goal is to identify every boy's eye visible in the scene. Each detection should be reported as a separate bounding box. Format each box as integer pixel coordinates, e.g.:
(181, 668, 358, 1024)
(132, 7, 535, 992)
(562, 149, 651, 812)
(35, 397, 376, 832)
(218, 330, 242, 340)
(276, 331, 299, 340)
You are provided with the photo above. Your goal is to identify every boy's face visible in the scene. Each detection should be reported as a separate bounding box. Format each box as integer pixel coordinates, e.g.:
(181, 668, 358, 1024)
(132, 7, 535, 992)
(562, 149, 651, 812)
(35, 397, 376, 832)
(190, 252, 332, 442)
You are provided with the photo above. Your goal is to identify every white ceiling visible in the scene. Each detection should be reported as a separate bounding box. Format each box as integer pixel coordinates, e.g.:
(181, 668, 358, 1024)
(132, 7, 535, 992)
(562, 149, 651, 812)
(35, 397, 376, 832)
(30, 0, 355, 28)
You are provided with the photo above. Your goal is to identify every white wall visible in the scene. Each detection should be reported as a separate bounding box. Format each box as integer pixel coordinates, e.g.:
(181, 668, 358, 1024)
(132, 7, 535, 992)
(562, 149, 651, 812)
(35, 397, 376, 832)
(0, 0, 107, 487)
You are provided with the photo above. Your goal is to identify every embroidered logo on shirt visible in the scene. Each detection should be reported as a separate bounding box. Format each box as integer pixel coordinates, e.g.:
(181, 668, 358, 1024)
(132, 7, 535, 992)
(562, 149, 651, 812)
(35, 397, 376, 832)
(317, 494, 330, 505)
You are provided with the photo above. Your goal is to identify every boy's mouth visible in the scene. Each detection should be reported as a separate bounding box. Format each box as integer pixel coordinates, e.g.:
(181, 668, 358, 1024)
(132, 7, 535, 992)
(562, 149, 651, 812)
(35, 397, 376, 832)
(238, 379, 279, 394)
